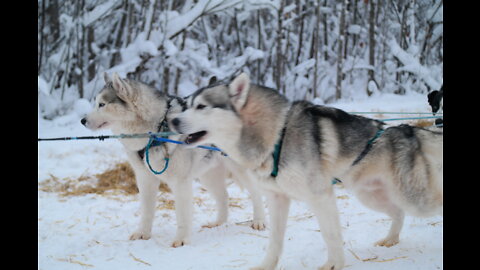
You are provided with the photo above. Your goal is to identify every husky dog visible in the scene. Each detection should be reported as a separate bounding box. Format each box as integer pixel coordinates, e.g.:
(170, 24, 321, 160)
(81, 73, 265, 247)
(170, 73, 443, 270)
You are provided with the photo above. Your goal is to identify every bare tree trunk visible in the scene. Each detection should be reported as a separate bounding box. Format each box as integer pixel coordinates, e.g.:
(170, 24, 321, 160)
(233, 10, 243, 55)
(256, 10, 262, 83)
(126, 0, 134, 45)
(140, 0, 148, 32)
(275, 0, 285, 91)
(295, 0, 304, 66)
(367, 0, 376, 96)
(283, 27, 291, 94)
(351, 0, 358, 48)
(395, 0, 410, 94)
(379, 2, 388, 89)
(87, 26, 96, 81)
(46, 0, 60, 41)
(162, 67, 170, 94)
(313, 0, 321, 99)
(420, 0, 442, 65)
(335, 0, 347, 100)
(76, 0, 86, 98)
(173, 31, 187, 95)
(110, 0, 129, 67)
(344, 0, 350, 60)
(323, 0, 329, 61)
(146, 0, 159, 40)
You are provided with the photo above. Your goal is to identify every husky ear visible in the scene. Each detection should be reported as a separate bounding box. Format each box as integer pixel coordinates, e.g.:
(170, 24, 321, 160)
(229, 73, 250, 110)
(103, 72, 111, 84)
(208, 76, 217, 85)
(111, 73, 132, 100)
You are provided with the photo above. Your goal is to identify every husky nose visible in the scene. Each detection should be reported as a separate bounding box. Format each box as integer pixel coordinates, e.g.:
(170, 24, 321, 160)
(171, 118, 180, 127)
(81, 118, 87, 126)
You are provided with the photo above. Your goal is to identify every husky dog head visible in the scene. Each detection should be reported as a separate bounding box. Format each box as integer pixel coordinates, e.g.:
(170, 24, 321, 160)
(81, 73, 168, 133)
(170, 73, 248, 145)
(170, 73, 289, 168)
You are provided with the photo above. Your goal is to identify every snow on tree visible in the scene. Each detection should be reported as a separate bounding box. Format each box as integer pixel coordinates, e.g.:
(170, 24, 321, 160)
(38, 0, 443, 119)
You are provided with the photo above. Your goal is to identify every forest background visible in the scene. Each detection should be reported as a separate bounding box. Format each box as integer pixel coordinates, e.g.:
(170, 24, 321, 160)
(37, 0, 443, 119)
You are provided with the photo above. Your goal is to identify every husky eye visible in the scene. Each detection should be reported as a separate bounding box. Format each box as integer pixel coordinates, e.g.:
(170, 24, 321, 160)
(99, 103, 105, 108)
(196, 104, 206, 110)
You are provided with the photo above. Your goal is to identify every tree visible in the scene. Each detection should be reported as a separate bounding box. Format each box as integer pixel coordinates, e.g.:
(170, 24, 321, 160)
(38, 0, 443, 119)
(336, 0, 347, 100)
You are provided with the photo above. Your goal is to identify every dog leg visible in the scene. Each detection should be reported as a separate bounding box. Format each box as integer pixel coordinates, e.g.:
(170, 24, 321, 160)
(243, 176, 266, 230)
(307, 189, 345, 270)
(374, 205, 404, 247)
(251, 191, 290, 270)
(170, 178, 194, 247)
(130, 172, 160, 240)
(354, 182, 405, 247)
(198, 166, 229, 228)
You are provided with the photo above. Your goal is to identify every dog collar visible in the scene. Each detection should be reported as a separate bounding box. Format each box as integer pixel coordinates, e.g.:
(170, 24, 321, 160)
(137, 120, 170, 160)
(137, 98, 174, 160)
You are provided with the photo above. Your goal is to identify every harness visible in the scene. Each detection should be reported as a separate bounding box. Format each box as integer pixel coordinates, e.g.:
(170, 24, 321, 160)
(270, 126, 385, 181)
(137, 98, 175, 175)
(270, 127, 286, 177)
(351, 128, 385, 166)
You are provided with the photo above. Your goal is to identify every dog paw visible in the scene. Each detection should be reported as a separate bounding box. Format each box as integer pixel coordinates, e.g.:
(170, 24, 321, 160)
(374, 237, 399, 247)
(251, 220, 266, 231)
(202, 222, 223, 229)
(171, 238, 189, 248)
(129, 231, 151, 240)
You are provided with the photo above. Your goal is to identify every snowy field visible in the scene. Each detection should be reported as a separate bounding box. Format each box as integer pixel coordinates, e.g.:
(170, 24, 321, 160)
(38, 92, 442, 270)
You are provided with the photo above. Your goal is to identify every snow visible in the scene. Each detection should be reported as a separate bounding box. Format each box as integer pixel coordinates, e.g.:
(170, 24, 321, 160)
(73, 99, 93, 117)
(165, 0, 241, 39)
(389, 39, 442, 90)
(38, 93, 442, 270)
(38, 76, 49, 95)
(348, 25, 362, 35)
(82, 1, 118, 26)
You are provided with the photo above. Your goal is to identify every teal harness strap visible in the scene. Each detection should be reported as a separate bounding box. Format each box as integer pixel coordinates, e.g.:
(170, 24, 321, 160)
(271, 128, 286, 177)
(145, 136, 170, 175)
(351, 128, 385, 166)
(367, 129, 385, 145)
(143, 115, 172, 175)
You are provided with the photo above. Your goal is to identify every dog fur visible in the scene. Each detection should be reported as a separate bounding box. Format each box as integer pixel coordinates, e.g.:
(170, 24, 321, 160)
(81, 73, 265, 247)
(170, 73, 443, 270)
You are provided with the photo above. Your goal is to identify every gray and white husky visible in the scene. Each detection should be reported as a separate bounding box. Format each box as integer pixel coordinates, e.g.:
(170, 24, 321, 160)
(170, 73, 443, 270)
(81, 73, 265, 247)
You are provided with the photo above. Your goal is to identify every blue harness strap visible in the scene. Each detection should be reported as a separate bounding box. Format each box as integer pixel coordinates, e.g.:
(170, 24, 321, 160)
(145, 136, 170, 175)
(140, 112, 172, 175)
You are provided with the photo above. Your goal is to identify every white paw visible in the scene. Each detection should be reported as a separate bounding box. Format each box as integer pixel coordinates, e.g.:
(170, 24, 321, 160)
(202, 221, 224, 229)
(129, 231, 151, 240)
(171, 238, 189, 248)
(251, 220, 266, 231)
(374, 236, 399, 247)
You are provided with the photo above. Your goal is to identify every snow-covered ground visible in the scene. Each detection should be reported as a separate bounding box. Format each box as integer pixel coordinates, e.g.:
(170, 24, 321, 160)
(38, 92, 442, 270)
